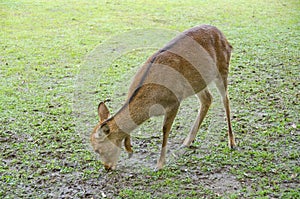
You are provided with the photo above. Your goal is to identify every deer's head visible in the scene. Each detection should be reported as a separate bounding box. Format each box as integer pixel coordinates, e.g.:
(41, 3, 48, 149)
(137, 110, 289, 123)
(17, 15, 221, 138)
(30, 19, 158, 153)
(90, 102, 122, 171)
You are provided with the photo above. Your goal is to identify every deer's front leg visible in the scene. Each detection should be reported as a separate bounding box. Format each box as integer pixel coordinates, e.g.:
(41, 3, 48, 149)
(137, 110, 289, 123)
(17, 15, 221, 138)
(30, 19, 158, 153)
(157, 105, 179, 170)
(124, 136, 133, 158)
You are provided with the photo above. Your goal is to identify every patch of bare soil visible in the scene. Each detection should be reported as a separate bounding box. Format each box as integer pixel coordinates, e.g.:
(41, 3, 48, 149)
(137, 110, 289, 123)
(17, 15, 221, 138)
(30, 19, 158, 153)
(202, 172, 241, 196)
(89, 135, 242, 198)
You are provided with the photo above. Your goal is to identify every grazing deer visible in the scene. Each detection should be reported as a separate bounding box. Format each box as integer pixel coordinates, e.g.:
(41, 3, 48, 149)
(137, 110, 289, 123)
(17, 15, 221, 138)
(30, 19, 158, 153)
(90, 25, 236, 171)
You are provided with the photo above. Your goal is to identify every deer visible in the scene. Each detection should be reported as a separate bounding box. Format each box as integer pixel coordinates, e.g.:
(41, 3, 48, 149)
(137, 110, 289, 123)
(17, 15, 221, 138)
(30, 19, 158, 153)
(90, 25, 236, 171)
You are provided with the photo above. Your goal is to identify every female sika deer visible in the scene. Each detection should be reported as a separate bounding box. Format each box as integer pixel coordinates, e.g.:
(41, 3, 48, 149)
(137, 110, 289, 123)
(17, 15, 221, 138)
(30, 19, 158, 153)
(90, 25, 236, 171)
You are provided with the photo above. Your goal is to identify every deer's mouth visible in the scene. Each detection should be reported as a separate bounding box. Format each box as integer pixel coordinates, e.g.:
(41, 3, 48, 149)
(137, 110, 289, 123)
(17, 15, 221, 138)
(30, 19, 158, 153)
(104, 164, 115, 171)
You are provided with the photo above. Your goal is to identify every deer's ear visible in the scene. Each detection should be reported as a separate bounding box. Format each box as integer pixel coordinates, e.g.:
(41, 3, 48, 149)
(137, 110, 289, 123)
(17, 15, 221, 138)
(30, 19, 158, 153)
(98, 102, 110, 122)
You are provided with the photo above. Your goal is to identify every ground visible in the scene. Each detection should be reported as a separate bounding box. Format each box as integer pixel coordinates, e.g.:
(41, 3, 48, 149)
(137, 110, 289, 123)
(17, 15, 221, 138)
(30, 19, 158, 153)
(1, 0, 299, 198)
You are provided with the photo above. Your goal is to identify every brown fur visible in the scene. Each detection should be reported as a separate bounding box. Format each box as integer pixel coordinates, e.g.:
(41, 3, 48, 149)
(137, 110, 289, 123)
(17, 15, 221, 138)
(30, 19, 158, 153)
(90, 25, 236, 171)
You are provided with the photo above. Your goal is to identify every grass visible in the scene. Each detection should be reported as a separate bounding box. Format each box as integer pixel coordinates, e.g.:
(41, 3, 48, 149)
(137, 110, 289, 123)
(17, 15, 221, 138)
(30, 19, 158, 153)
(1, 0, 299, 198)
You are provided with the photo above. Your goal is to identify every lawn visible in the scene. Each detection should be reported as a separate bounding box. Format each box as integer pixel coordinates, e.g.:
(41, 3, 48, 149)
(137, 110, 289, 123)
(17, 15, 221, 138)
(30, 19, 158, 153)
(1, 0, 299, 198)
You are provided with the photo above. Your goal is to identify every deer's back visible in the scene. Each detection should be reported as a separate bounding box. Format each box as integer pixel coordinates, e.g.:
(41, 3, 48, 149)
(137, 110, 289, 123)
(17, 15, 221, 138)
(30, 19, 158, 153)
(128, 25, 232, 103)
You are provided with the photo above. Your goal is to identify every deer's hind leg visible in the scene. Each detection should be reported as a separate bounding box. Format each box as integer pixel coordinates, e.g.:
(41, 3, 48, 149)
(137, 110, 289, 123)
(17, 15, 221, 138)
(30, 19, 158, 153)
(182, 88, 213, 147)
(215, 75, 236, 149)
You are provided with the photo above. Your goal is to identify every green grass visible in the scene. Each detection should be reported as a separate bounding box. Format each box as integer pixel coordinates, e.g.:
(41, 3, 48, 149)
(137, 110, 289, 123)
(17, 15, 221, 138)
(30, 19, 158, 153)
(1, 0, 299, 198)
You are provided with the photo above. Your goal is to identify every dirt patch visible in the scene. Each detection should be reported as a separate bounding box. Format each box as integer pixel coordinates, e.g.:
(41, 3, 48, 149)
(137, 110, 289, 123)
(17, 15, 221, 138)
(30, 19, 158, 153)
(90, 134, 243, 198)
(203, 172, 241, 195)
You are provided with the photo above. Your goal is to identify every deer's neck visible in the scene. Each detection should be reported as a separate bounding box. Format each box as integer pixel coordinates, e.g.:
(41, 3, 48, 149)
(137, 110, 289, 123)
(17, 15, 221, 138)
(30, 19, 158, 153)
(109, 98, 152, 135)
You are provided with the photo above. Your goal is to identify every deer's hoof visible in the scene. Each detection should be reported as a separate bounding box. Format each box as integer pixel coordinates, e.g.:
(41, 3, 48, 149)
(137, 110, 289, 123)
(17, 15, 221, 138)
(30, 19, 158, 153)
(180, 144, 188, 149)
(128, 152, 133, 159)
